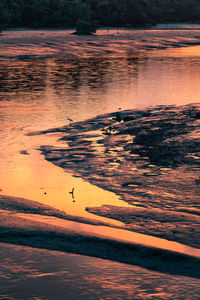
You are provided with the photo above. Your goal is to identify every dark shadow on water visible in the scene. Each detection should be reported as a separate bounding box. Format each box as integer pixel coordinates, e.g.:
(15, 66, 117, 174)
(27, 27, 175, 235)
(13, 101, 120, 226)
(0, 60, 47, 99)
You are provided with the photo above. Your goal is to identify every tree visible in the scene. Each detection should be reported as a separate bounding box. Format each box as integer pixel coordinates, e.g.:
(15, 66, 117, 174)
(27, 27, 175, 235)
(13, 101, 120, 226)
(74, 18, 96, 34)
(0, 0, 199, 29)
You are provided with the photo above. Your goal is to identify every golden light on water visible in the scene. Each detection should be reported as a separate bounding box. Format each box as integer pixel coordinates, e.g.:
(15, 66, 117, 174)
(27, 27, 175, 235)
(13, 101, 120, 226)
(152, 45, 200, 57)
(0, 133, 129, 226)
(16, 211, 200, 258)
(0, 30, 199, 260)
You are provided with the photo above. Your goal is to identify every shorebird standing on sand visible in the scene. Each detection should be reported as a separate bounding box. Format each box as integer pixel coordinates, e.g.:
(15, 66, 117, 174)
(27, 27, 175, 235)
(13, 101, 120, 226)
(69, 188, 75, 200)
(67, 116, 73, 122)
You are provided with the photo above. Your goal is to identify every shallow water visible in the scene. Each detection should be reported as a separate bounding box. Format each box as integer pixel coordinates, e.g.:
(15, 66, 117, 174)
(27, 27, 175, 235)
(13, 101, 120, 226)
(1, 242, 199, 300)
(38, 103, 200, 248)
(0, 42, 200, 223)
(0, 28, 200, 298)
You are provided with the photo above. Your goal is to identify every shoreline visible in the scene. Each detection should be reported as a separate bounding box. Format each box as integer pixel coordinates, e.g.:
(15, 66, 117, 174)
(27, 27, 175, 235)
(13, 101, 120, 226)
(0, 28, 200, 281)
(0, 194, 200, 279)
(1, 27, 200, 60)
(37, 103, 200, 249)
(2, 23, 200, 31)
(1, 104, 199, 252)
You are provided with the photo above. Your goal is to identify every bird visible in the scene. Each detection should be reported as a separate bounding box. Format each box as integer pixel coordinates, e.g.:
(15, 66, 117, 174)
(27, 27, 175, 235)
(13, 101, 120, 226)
(69, 187, 75, 199)
(67, 116, 73, 122)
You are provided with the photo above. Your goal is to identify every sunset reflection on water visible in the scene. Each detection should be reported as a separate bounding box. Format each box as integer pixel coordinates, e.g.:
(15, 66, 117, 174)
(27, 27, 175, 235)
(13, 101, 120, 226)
(0, 45, 200, 225)
(0, 30, 200, 299)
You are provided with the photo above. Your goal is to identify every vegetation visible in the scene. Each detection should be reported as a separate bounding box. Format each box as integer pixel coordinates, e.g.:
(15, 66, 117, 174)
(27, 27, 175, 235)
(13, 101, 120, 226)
(73, 19, 96, 34)
(0, 0, 199, 30)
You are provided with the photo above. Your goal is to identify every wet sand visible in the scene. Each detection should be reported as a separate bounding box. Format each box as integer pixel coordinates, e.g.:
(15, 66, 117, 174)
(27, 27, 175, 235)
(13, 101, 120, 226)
(36, 103, 200, 248)
(0, 194, 119, 227)
(1, 242, 200, 300)
(0, 103, 200, 278)
(0, 195, 200, 279)
(0, 28, 200, 291)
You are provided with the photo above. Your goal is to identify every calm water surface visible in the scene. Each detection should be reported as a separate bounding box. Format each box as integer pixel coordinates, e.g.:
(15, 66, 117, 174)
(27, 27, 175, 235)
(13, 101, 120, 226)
(0, 48, 200, 212)
(0, 47, 200, 219)
(0, 32, 200, 298)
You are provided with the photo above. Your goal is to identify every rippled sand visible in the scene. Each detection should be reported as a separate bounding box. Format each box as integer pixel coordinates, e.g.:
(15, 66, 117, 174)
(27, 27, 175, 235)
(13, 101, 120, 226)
(36, 103, 200, 248)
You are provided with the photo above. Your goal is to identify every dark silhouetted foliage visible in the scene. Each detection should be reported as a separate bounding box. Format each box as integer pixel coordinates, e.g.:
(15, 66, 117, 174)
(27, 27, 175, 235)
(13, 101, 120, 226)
(0, 0, 199, 30)
(74, 18, 96, 34)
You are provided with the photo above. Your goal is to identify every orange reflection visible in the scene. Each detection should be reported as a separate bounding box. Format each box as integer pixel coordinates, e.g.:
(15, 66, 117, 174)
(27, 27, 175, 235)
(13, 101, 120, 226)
(0, 41, 200, 252)
(152, 45, 200, 57)
(0, 133, 131, 226)
(17, 212, 200, 259)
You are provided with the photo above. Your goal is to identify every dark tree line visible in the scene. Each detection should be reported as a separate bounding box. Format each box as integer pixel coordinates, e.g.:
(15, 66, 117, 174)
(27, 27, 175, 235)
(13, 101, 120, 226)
(0, 0, 200, 30)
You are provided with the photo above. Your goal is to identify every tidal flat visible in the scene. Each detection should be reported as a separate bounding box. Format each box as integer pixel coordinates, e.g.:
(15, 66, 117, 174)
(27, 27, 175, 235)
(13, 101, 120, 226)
(0, 103, 200, 279)
(35, 103, 200, 249)
(0, 27, 200, 298)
